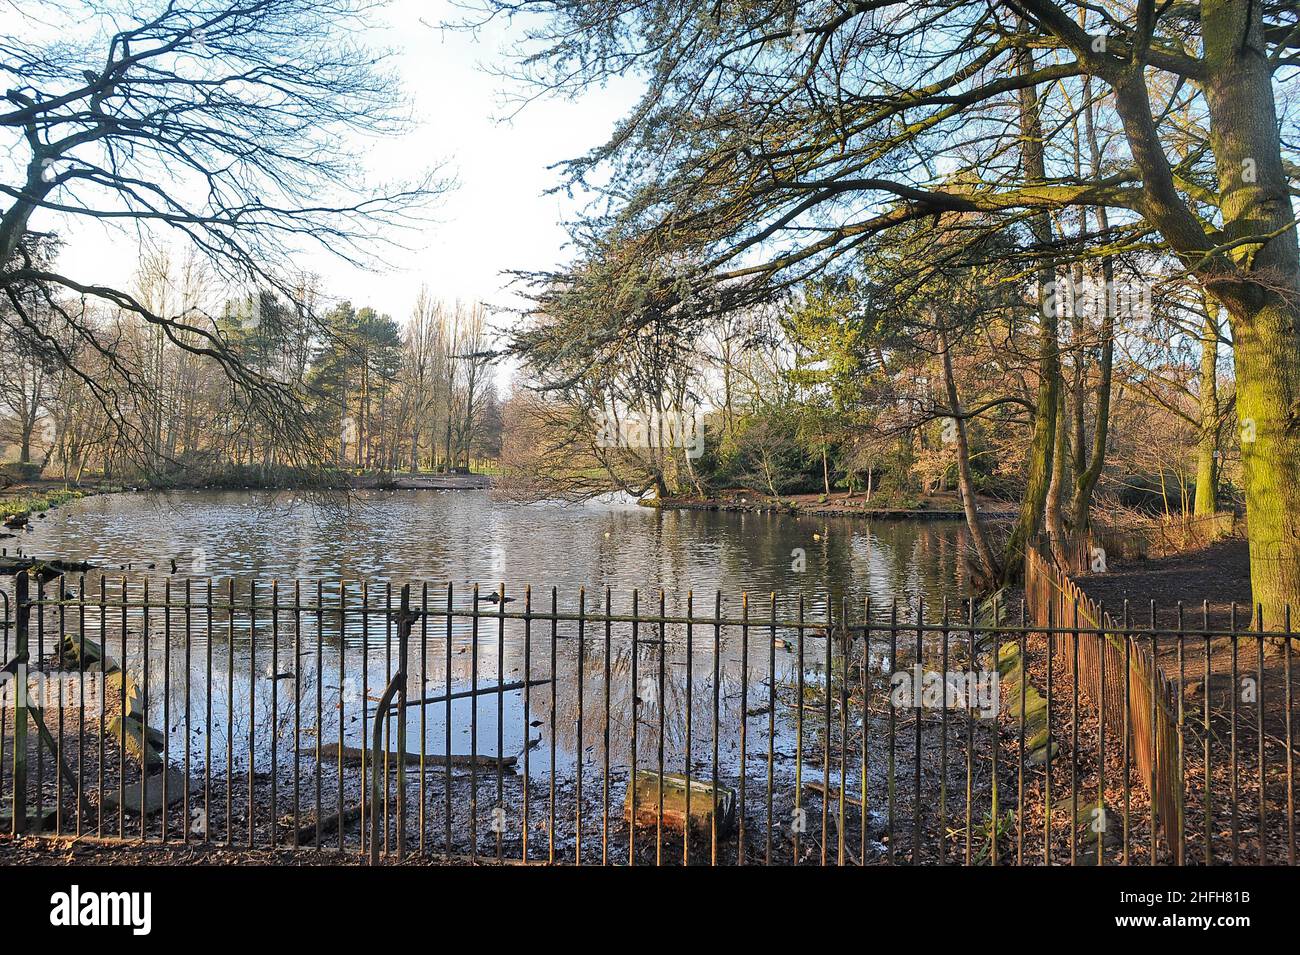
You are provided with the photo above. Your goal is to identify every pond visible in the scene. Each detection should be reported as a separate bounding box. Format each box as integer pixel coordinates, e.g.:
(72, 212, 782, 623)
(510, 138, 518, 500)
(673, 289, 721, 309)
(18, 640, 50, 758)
(5, 489, 990, 856)
(17, 488, 974, 615)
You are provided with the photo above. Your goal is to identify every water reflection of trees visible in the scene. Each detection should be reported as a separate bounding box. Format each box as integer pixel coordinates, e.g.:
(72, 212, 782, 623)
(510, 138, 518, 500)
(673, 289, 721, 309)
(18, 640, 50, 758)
(17, 512, 974, 776)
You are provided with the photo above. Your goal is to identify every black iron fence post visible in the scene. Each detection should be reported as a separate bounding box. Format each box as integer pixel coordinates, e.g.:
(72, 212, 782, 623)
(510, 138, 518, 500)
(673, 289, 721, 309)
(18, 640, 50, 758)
(370, 584, 416, 865)
(396, 585, 413, 861)
(11, 572, 28, 834)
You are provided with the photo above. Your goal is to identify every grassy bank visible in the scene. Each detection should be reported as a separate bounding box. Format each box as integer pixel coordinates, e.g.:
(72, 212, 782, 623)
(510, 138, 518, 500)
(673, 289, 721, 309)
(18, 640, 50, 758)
(0, 486, 95, 523)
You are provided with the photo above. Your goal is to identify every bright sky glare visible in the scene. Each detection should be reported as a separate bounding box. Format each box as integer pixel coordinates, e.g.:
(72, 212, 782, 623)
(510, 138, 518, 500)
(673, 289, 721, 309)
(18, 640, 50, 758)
(33, 1, 643, 327)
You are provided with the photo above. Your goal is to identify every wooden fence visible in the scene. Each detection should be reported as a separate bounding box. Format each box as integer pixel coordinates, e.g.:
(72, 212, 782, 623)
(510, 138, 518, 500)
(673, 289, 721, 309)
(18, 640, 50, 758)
(1024, 544, 1184, 860)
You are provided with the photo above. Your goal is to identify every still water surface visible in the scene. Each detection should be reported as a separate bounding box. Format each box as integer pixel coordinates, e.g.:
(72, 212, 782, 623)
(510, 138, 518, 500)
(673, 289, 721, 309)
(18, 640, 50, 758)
(14, 490, 979, 785)
(22, 489, 972, 613)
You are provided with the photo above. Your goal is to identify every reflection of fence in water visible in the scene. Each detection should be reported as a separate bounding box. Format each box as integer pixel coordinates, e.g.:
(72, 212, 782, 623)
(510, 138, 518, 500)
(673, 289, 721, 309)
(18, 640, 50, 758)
(1, 575, 987, 862)
(11, 578, 821, 774)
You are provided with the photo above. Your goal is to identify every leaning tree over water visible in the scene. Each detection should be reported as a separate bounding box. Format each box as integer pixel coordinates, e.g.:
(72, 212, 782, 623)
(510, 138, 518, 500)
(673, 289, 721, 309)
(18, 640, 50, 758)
(471, 0, 1300, 620)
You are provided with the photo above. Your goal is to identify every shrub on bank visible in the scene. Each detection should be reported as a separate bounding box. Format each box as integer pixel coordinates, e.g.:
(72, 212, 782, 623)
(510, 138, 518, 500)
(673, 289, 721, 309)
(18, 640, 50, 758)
(0, 462, 43, 483)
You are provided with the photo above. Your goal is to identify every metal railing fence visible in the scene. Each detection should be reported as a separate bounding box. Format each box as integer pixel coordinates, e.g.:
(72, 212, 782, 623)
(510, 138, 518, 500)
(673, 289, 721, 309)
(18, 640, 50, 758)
(1, 572, 1295, 865)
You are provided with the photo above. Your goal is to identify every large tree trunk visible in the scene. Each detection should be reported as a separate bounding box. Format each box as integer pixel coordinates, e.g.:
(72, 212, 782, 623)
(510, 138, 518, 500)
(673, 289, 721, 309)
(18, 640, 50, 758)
(1044, 385, 1069, 567)
(1001, 41, 1060, 583)
(1100, 0, 1300, 625)
(1193, 297, 1221, 518)
(1199, 0, 1300, 627)
(1228, 302, 1300, 628)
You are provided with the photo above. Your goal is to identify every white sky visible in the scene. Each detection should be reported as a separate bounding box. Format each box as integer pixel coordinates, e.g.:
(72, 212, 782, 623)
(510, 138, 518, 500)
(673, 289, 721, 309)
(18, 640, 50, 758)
(36, 1, 643, 333)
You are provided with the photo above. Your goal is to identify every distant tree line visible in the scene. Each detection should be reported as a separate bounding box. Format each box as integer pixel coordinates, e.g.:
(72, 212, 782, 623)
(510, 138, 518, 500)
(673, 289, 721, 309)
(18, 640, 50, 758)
(0, 244, 501, 483)
(0, 0, 448, 481)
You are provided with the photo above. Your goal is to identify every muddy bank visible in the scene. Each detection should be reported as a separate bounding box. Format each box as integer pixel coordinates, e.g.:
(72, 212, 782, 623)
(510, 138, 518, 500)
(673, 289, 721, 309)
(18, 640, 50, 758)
(0, 838, 442, 866)
(0, 658, 908, 865)
(3, 635, 1015, 865)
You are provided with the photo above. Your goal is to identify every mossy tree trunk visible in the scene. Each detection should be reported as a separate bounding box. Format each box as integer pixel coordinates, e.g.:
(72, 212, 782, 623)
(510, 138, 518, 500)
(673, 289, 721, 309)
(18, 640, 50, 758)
(1001, 40, 1059, 583)
(1226, 302, 1300, 628)
(1199, 0, 1300, 626)
(1102, 0, 1300, 625)
(1193, 297, 1221, 519)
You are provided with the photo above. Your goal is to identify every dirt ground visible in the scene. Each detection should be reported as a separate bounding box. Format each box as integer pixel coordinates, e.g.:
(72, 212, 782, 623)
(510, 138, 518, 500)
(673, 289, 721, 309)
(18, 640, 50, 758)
(1073, 537, 1253, 630)
(0, 837, 420, 866)
(1017, 537, 1298, 865)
